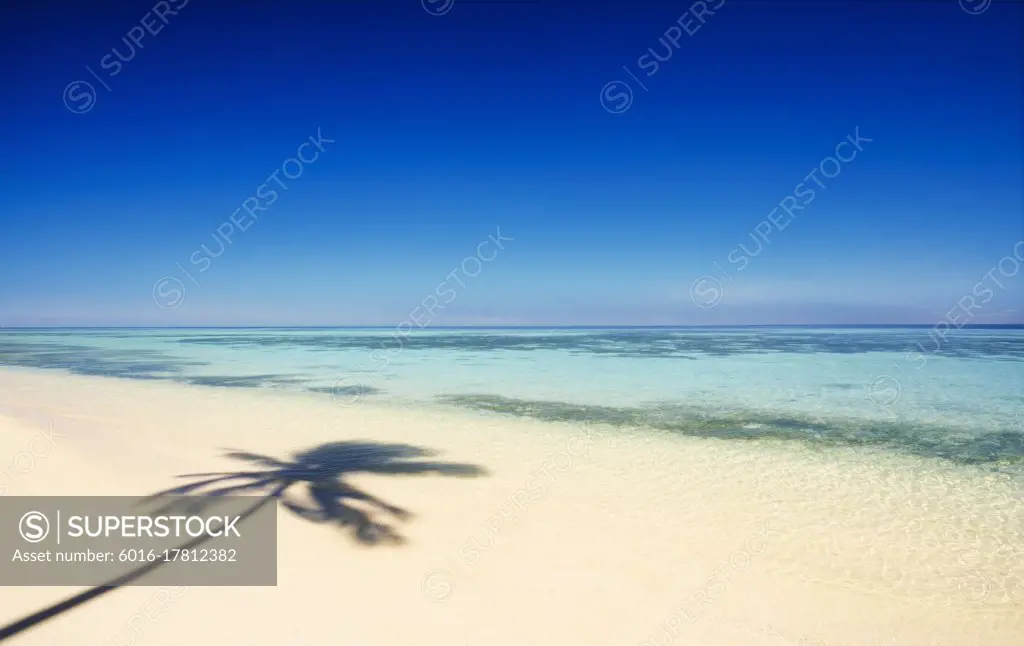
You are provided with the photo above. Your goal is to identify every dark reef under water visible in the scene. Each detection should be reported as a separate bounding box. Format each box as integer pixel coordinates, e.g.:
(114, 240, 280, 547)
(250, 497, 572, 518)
(9, 327, 1024, 359)
(166, 328, 1024, 360)
(436, 394, 1024, 467)
(0, 341, 381, 397)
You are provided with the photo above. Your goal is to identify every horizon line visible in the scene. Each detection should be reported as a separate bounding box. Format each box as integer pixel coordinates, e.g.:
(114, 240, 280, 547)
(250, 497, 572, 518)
(2, 324, 1023, 330)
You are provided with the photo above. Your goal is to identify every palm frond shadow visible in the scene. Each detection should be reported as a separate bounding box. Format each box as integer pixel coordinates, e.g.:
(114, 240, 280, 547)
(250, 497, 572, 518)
(144, 440, 488, 545)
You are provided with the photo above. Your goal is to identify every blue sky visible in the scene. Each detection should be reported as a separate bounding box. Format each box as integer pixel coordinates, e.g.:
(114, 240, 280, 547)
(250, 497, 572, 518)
(2, 0, 1022, 326)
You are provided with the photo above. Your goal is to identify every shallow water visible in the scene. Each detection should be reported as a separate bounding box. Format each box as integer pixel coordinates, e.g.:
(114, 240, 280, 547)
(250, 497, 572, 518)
(1, 327, 1022, 467)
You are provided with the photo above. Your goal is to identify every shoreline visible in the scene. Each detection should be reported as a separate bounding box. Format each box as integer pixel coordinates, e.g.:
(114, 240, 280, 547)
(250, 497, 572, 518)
(1, 367, 1022, 645)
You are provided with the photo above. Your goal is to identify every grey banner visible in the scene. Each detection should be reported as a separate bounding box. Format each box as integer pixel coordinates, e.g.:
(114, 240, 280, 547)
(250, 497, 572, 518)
(0, 496, 276, 586)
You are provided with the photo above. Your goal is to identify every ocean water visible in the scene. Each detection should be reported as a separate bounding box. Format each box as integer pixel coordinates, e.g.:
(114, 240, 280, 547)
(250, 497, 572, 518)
(1, 327, 1023, 468)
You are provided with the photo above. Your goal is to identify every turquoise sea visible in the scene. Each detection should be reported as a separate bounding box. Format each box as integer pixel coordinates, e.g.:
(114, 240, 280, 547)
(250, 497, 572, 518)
(1, 326, 1022, 469)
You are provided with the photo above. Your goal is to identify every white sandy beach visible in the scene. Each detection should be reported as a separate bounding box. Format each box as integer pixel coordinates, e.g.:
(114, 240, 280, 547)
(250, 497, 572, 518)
(0, 367, 1022, 646)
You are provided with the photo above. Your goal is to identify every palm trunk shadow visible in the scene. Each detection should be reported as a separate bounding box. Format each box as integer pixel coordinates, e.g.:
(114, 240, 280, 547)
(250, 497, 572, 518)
(0, 484, 287, 643)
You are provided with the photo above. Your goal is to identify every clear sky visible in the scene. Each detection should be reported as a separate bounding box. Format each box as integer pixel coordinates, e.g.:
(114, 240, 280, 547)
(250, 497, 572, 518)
(2, 0, 1022, 326)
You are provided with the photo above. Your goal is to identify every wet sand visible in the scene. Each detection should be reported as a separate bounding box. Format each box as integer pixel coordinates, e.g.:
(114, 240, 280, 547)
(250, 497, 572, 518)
(0, 367, 1021, 645)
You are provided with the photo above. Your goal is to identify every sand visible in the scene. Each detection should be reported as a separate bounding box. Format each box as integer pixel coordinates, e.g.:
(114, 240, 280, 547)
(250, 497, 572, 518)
(0, 367, 1022, 645)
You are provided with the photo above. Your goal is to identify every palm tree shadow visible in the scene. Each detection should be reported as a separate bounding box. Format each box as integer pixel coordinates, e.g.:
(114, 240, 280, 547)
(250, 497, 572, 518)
(144, 440, 488, 545)
(0, 441, 486, 643)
